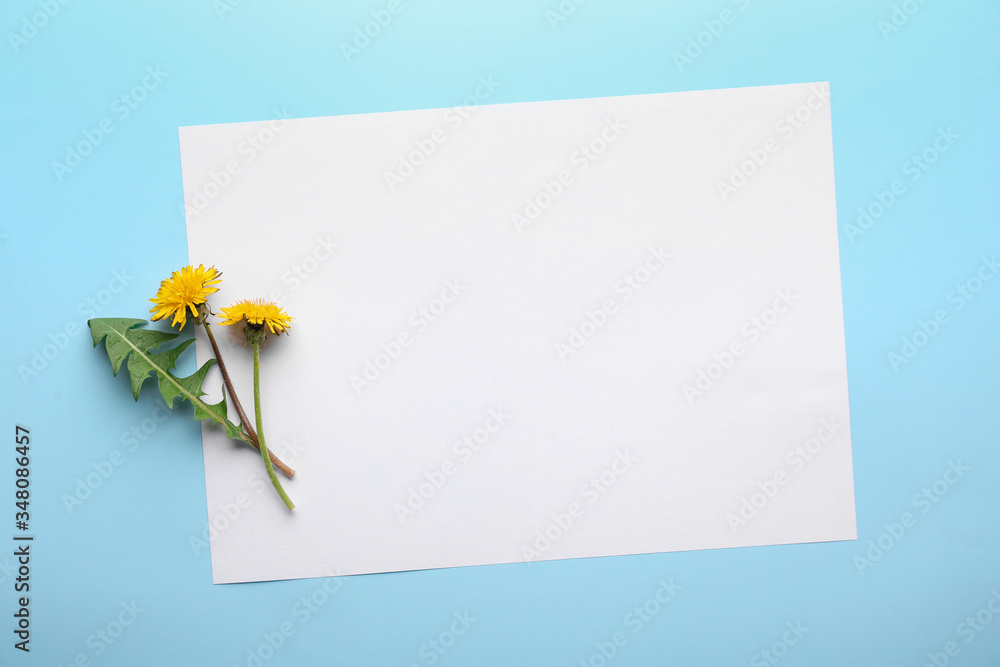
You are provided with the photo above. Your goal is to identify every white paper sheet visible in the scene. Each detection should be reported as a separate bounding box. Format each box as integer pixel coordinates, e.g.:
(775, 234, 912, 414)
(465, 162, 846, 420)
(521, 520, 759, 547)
(180, 82, 855, 584)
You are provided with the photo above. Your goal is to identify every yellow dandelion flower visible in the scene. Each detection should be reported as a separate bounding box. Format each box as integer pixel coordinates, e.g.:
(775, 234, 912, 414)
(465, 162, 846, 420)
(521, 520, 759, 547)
(149, 264, 222, 330)
(218, 299, 294, 335)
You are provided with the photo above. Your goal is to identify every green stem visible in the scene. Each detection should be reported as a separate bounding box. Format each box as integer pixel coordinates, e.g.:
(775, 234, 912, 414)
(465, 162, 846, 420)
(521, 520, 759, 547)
(253, 341, 295, 511)
(204, 321, 295, 478)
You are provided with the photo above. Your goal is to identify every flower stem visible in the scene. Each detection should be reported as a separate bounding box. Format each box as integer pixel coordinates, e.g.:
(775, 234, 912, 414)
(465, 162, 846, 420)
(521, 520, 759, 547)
(204, 321, 295, 478)
(253, 341, 295, 511)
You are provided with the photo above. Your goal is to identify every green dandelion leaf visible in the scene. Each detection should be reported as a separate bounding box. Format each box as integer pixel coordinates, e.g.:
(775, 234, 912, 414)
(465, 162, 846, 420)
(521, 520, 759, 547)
(87, 317, 243, 441)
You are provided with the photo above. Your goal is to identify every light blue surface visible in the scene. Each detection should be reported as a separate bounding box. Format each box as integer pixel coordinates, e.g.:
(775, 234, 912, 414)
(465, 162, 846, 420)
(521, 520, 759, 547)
(3, 1, 999, 665)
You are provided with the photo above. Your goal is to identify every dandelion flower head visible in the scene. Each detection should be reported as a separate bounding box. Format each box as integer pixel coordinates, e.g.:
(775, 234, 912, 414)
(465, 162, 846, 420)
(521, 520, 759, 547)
(149, 264, 222, 330)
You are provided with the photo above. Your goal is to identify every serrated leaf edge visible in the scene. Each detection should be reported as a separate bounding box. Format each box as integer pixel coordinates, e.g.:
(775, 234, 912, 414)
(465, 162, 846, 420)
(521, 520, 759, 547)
(90, 318, 245, 440)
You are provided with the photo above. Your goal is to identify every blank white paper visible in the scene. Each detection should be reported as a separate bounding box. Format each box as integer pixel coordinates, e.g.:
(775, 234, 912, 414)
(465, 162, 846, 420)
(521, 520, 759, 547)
(180, 82, 855, 584)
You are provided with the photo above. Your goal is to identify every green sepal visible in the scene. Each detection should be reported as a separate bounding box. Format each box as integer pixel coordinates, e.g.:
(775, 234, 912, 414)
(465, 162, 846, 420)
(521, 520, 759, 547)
(89, 317, 243, 440)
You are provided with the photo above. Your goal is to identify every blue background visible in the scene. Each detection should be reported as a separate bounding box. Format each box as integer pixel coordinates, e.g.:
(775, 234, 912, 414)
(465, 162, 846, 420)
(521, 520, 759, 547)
(3, 0, 999, 665)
